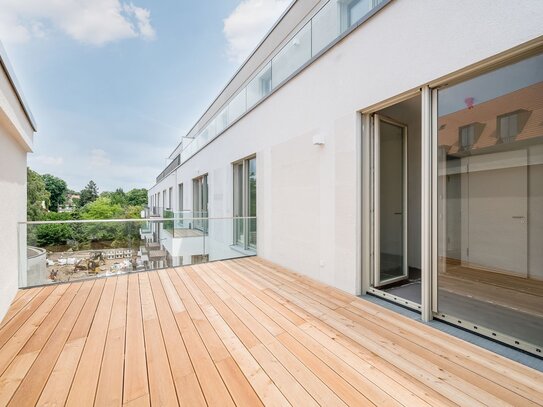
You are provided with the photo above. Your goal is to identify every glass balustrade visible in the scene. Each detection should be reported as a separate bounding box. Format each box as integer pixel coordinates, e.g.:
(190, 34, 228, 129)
(163, 0, 385, 175)
(18, 216, 257, 288)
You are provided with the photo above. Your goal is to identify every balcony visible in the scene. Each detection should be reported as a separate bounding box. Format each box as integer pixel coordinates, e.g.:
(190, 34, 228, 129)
(1, 257, 542, 406)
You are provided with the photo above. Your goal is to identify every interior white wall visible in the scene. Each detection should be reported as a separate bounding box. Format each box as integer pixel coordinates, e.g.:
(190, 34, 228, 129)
(379, 96, 421, 270)
(149, 0, 543, 294)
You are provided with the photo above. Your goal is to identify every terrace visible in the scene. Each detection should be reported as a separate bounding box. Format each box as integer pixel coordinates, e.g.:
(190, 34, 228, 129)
(1, 257, 542, 406)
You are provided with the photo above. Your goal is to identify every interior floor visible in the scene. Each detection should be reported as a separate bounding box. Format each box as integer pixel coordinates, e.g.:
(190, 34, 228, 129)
(381, 265, 543, 347)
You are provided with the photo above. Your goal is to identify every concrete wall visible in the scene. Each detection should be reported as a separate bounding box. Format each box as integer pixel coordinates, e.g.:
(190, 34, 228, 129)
(0, 52, 34, 320)
(150, 0, 543, 294)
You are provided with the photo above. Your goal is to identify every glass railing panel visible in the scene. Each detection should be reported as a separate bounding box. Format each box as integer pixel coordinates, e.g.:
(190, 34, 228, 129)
(312, 0, 341, 55)
(207, 217, 257, 262)
(247, 62, 272, 108)
(216, 107, 228, 134)
(271, 22, 311, 88)
(228, 88, 247, 123)
(19, 217, 257, 288)
(170, 0, 387, 170)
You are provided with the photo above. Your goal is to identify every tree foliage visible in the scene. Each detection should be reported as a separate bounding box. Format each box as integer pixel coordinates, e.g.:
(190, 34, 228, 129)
(126, 188, 148, 206)
(27, 168, 50, 221)
(26, 169, 148, 248)
(79, 180, 99, 207)
(42, 174, 68, 212)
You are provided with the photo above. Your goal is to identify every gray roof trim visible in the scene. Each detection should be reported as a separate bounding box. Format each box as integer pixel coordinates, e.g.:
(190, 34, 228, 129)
(0, 41, 37, 131)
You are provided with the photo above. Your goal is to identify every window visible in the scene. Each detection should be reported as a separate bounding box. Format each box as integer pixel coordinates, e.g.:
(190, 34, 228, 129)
(233, 156, 257, 249)
(497, 112, 519, 142)
(162, 190, 166, 209)
(168, 187, 173, 209)
(178, 183, 183, 211)
(193, 175, 208, 231)
(340, 0, 377, 32)
(458, 123, 481, 151)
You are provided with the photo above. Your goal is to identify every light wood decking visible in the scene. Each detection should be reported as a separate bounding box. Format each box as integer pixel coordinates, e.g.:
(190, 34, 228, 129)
(0, 257, 542, 406)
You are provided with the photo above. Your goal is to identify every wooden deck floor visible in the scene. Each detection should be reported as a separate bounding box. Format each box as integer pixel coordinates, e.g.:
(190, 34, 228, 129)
(1, 257, 542, 406)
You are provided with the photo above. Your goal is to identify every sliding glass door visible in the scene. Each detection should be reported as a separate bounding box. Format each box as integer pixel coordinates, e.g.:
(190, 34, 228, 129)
(436, 52, 543, 351)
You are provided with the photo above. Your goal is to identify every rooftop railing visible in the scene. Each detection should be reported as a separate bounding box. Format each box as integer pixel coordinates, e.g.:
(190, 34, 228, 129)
(156, 0, 387, 182)
(18, 216, 257, 288)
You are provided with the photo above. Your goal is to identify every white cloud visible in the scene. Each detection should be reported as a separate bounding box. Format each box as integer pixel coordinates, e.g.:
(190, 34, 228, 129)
(0, 0, 156, 45)
(224, 0, 290, 64)
(32, 154, 64, 166)
(89, 149, 111, 167)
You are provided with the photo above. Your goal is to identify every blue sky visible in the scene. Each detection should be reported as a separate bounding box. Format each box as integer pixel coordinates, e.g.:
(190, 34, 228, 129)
(0, 0, 289, 192)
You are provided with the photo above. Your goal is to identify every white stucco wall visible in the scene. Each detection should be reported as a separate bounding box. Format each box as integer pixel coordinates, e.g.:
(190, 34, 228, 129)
(0, 54, 34, 320)
(150, 0, 543, 294)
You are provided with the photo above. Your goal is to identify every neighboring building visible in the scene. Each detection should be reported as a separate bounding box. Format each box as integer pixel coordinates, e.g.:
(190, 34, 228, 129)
(0, 42, 36, 318)
(59, 192, 80, 212)
(149, 0, 543, 355)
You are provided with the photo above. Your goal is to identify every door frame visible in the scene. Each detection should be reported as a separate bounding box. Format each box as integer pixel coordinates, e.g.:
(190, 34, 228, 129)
(359, 87, 430, 317)
(372, 114, 409, 287)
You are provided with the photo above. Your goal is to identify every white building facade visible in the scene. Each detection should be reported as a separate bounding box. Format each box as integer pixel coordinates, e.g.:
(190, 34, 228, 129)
(149, 0, 543, 355)
(0, 43, 36, 318)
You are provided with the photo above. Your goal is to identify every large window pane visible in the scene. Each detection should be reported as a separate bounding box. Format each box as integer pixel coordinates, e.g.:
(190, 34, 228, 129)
(437, 53, 543, 348)
(271, 22, 311, 88)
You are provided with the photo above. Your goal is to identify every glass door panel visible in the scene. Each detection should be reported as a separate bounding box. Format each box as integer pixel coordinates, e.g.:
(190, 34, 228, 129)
(436, 52, 543, 350)
(374, 115, 408, 286)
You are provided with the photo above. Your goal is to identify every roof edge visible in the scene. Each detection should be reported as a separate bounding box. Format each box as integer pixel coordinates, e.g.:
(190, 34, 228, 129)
(0, 41, 37, 132)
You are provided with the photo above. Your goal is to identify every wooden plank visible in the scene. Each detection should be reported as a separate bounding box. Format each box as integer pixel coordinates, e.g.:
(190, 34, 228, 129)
(65, 277, 117, 407)
(224, 260, 463, 407)
(276, 332, 375, 407)
(207, 262, 433, 407)
(199, 263, 349, 406)
(138, 272, 179, 407)
(175, 267, 232, 362)
(95, 275, 129, 406)
(249, 269, 497, 407)
(0, 351, 38, 406)
(249, 257, 543, 397)
(0, 285, 56, 349)
(36, 337, 86, 407)
(0, 287, 43, 330)
(199, 299, 290, 407)
(183, 268, 287, 406)
(165, 268, 235, 407)
(36, 279, 106, 407)
(123, 274, 149, 406)
(0, 284, 71, 377)
(178, 268, 266, 407)
(6, 281, 90, 406)
(148, 270, 206, 407)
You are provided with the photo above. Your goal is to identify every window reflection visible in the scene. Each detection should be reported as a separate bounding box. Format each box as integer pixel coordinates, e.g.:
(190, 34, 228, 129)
(437, 52, 543, 347)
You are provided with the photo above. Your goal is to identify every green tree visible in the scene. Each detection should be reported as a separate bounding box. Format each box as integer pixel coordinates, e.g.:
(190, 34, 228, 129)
(42, 174, 68, 212)
(80, 197, 123, 220)
(79, 180, 99, 207)
(110, 188, 127, 206)
(27, 168, 50, 221)
(126, 188, 148, 207)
